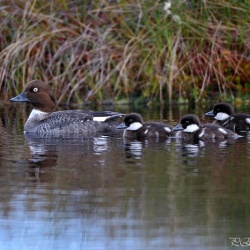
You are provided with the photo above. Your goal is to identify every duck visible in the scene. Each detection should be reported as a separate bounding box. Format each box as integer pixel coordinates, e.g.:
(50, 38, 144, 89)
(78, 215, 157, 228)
(116, 113, 174, 139)
(205, 102, 250, 132)
(173, 114, 241, 142)
(10, 80, 123, 135)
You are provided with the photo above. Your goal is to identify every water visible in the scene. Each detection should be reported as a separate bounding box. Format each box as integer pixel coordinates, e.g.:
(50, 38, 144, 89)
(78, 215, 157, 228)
(1, 104, 250, 250)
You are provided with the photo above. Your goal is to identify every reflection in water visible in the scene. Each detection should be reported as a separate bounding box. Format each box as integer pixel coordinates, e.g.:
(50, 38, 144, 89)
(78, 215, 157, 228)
(29, 152, 58, 181)
(124, 137, 173, 160)
(124, 140, 144, 159)
(25, 133, 119, 184)
(1, 105, 250, 249)
(93, 136, 109, 154)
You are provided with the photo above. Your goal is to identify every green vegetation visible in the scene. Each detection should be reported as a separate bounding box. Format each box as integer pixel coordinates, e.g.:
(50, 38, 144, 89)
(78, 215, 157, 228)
(0, 0, 250, 104)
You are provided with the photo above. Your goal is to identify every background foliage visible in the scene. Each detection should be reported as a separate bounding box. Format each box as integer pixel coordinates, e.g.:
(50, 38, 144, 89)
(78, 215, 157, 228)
(0, 0, 250, 104)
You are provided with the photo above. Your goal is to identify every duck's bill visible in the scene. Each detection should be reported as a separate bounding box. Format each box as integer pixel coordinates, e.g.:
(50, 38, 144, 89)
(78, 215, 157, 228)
(173, 124, 184, 131)
(10, 92, 30, 102)
(205, 110, 215, 117)
(116, 122, 127, 129)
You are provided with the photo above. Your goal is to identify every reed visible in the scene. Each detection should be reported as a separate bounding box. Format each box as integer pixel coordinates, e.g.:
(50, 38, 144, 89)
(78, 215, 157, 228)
(0, 0, 249, 104)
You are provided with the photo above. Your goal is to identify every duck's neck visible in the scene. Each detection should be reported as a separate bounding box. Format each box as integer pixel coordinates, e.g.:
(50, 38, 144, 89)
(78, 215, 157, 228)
(24, 109, 50, 132)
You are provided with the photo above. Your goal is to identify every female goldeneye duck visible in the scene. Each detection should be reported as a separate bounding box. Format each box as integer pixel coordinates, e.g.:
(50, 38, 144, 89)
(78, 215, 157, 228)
(10, 80, 123, 135)
(205, 102, 250, 132)
(173, 114, 241, 141)
(117, 113, 174, 139)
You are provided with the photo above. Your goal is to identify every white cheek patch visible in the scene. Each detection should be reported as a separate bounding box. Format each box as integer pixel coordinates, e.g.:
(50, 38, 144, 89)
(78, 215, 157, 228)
(144, 129, 148, 134)
(246, 118, 250, 125)
(155, 131, 159, 137)
(164, 127, 171, 133)
(184, 124, 199, 133)
(214, 112, 230, 121)
(127, 122, 143, 131)
(218, 128, 228, 135)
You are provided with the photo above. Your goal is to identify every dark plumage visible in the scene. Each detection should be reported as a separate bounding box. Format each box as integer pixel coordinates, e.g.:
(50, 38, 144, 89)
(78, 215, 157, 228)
(205, 103, 250, 132)
(173, 114, 241, 142)
(117, 113, 174, 139)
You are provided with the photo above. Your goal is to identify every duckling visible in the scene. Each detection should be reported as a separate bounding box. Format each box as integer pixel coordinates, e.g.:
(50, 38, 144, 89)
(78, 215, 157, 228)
(205, 103, 250, 132)
(173, 114, 241, 142)
(117, 113, 174, 139)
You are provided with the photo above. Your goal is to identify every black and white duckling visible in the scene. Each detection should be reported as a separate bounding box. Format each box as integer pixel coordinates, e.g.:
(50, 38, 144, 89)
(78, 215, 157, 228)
(173, 114, 241, 142)
(205, 103, 250, 132)
(117, 113, 174, 139)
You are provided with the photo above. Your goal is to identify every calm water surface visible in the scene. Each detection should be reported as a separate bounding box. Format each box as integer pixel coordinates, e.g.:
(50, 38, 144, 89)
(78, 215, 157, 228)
(1, 104, 250, 250)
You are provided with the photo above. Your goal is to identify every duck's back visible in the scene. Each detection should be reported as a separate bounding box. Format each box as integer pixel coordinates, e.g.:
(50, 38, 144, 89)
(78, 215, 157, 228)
(24, 110, 119, 135)
(214, 114, 250, 132)
(175, 124, 239, 142)
(137, 122, 173, 139)
(199, 123, 239, 140)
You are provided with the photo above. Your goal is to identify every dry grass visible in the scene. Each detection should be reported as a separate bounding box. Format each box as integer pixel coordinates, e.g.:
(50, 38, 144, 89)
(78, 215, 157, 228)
(0, 0, 250, 104)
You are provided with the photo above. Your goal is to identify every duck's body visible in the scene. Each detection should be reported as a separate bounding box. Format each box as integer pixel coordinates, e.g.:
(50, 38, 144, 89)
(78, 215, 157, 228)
(205, 103, 250, 132)
(10, 80, 123, 135)
(23, 109, 121, 135)
(173, 114, 241, 142)
(117, 113, 174, 139)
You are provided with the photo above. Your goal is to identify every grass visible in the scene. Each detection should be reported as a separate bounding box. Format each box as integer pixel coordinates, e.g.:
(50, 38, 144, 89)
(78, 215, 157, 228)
(0, 0, 250, 105)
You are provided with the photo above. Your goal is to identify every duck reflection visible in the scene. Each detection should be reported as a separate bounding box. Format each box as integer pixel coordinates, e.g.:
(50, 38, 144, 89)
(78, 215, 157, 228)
(25, 134, 59, 182)
(25, 133, 113, 183)
(174, 136, 247, 180)
(175, 137, 242, 154)
(93, 136, 109, 154)
(124, 140, 144, 159)
(123, 137, 173, 160)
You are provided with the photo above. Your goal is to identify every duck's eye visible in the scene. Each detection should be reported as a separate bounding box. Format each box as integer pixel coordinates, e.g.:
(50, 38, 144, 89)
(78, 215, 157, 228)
(33, 87, 38, 93)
